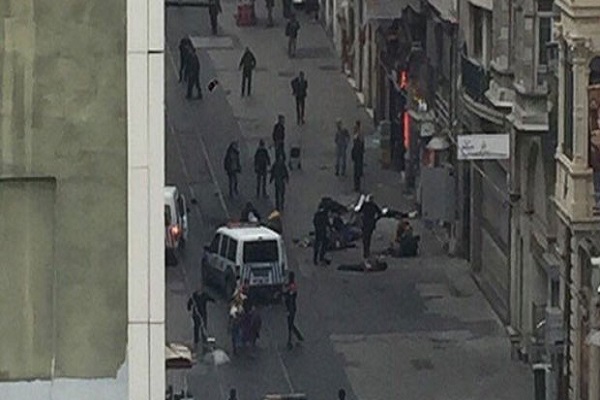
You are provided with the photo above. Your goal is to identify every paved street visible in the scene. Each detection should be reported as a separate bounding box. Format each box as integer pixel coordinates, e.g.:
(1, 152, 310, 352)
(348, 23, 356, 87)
(165, 3, 534, 399)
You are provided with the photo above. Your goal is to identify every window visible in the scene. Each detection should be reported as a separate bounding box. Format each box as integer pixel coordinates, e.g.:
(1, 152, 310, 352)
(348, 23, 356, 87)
(164, 205, 172, 226)
(536, 0, 554, 69)
(563, 55, 574, 158)
(550, 278, 560, 307)
(227, 239, 238, 262)
(209, 234, 221, 253)
(220, 236, 229, 257)
(243, 240, 279, 263)
(470, 5, 491, 66)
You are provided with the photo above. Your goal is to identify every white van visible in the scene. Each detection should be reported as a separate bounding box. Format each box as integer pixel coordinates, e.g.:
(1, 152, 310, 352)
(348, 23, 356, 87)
(164, 186, 189, 265)
(201, 223, 288, 299)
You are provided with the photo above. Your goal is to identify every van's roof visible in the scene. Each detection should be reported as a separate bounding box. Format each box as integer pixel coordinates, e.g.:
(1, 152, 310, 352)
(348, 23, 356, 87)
(217, 224, 281, 242)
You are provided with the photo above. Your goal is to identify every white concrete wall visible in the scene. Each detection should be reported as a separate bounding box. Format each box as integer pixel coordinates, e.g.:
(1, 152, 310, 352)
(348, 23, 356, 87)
(127, 0, 166, 399)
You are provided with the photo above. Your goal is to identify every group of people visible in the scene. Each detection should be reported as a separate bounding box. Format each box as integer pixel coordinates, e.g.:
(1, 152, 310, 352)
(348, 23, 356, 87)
(228, 282, 263, 355)
(334, 119, 366, 192)
(178, 37, 203, 99)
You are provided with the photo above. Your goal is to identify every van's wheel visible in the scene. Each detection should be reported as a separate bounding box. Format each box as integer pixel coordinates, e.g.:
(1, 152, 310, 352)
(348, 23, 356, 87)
(224, 275, 236, 299)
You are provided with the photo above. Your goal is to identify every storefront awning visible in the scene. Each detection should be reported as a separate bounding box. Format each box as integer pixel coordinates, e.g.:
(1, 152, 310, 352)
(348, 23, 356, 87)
(366, 0, 420, 20)
(427, 0, 457, 23)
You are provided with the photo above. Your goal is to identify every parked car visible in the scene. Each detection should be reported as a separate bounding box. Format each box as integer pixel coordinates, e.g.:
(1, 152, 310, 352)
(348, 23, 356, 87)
(201, 222, 288, 299)
(164, 186, 189, 266)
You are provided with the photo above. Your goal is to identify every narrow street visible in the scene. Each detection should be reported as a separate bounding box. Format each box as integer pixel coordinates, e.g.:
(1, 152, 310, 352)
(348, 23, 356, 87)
(164, 2, 534, 399)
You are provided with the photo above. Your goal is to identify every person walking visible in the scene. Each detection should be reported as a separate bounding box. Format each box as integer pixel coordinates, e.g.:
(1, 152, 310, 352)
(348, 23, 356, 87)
(187, 287, 215, 349)
(239, 47, 257, 97)
(224, 141, 242, 197)
(283, 271, 304, 349)
(254, 139, 271, 198)
(285, 15, 300, 58)
(186, 51, 203, 99)
(338, 389, 346, 400)
(334, 119, 350, 176)
(272, 115, 286, 161)
(208, 0, 222, 35)
(178, 37, 193, 83)
(357, 194, 382, 262)
(313, 200, 330, 265)
(266, 0, 275, 26)
(270, 155, 289, 211)
(227, 388, 238, 400)
(351, 123, 365, 192)
(291, 71, 308, 124)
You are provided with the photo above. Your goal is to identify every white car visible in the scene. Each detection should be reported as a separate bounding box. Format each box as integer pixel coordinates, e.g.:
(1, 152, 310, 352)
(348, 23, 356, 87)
(164, 186, 189, 265)
(201, 223, 288, 299)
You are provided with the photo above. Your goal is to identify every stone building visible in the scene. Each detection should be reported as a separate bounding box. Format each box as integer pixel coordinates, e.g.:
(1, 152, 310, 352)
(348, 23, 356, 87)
(0, 0, 164, 399)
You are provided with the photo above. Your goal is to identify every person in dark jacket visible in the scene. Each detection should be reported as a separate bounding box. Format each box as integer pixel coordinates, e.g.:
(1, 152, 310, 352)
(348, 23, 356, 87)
(266, 0, 275, 26)
(239, 47, 257, 97)
(254, 139, 271, 198)
(313, 200, 331, 265)
(178, 37, 193, 83)
(240, 201, 261, 222)
(283, 271, 303, 349)
(224, 141, 242, 197)
(187, 287, 215, 347)
(285, 15, 300, 58)
(272, 115, 286, 161)
(291, 71, 308, 124)
(208, 0, 222, 35)
(186, 51, 203, 99)
(358, 194, 382, 260)
(270, 155, 289, 211)
(351, 126, 365, 192)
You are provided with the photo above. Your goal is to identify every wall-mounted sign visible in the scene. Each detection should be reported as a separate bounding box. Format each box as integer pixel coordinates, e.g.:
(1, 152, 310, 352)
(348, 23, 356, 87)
(457, 134, 510, 160)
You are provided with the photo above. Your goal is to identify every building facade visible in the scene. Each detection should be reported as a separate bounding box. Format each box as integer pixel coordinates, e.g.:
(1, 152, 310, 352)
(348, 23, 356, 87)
(0, 0, 164, 399)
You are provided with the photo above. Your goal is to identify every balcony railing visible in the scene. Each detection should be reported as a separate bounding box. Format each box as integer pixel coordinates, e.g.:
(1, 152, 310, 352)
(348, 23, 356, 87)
(461, 54, 490, 102)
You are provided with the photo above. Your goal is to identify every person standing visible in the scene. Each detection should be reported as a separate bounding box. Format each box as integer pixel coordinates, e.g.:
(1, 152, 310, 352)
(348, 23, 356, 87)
(285, 15, 300, 58)
(313, 200, 330, 265)
(254, 139, 271, 198)
(351, 122, 364, 192)
(266, 0, 275, 26)
(270, 155, 289, 211)
(239, 47, 257, 97)
(186, 51, 203, 99)
(283, 271, 304, 349)
(224, 141, 242, 197)
(240, 201, 261, 222)
(291, 71, 308, 124)
(178, 37, 193, 83)
(334, 119, 350, 176)
(208, 0, 222, 35)
(272, 115, 286, 161)
(338, 389, 346, 400)
(187, 287, 215, 349)
(358, 194, 382, 261)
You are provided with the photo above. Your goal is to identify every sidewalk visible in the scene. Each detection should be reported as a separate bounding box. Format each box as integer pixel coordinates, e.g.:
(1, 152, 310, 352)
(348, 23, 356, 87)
(191, 4, 534, 399)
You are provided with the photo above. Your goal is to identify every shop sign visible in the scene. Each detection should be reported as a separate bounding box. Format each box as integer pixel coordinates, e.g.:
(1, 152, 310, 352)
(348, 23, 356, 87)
(457, 134, 509, 160)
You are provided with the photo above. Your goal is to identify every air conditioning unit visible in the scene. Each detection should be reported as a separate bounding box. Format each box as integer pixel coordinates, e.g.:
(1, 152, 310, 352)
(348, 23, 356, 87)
(545, 306, 564, 345)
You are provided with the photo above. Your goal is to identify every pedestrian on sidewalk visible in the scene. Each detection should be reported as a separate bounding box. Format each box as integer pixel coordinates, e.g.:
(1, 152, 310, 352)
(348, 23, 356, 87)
(266, 0, 275, 26)
(338, 389, 346, 400)
(270, 155, 289, 211)
(186, 51, 203, 99)
(285, 14, 300, 58)
(228, 388, 238, 400)
(224, 141, 242, 197)
(208, 0, 222, 35)
(357, 194, 382, 261)
(272, 114, 286, 161)
(313, 199, 331, 265)
(283, 271, 304, 349)
(239, 47, 257, 97)
(334, 118, 350, 176)
(291, 71, 308, 124)
(187, 286, 215, 349)
(254, 139, 271, 198)
(351, 122, 365, 192)
(178, 37, 193, 83)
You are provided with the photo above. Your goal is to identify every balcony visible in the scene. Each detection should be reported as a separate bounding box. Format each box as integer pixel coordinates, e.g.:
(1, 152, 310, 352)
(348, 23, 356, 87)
(460, 54, 505, 125)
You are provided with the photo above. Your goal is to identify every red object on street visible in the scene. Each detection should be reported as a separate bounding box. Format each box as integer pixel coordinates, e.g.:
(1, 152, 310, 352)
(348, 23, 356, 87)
(236, 3, 256, 26)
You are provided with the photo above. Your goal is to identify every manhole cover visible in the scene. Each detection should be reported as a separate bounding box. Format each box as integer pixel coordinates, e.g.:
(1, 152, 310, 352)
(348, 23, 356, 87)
(410, 358, 434, 370)
(278, 70, 295, 77)
(319, 65, 339, 71)
(189, 36, 234, 49)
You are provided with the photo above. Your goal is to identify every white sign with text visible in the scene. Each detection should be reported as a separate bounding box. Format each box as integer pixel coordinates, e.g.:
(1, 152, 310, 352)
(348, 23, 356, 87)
(457, 134, 510, 160)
